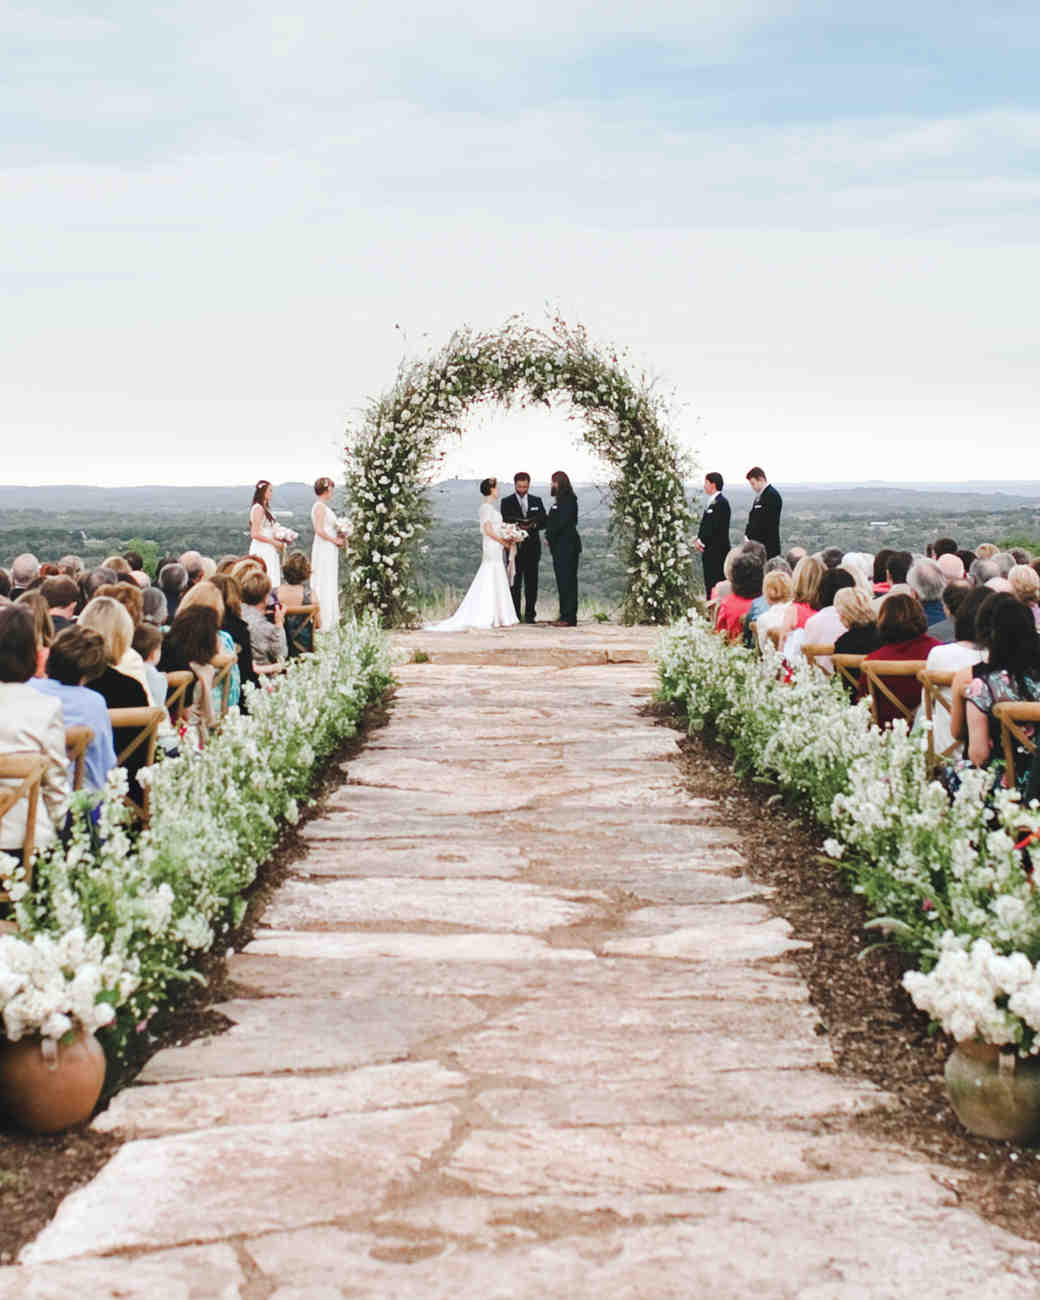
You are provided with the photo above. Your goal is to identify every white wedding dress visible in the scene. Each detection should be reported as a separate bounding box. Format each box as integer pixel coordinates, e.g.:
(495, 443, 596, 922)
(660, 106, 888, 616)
(426, 503, 519, 631)
(311, 500, 342, 630)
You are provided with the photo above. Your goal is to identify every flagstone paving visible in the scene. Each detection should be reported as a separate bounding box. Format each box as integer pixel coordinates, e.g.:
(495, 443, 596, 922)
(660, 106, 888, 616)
(5, 626, 1040, 1297)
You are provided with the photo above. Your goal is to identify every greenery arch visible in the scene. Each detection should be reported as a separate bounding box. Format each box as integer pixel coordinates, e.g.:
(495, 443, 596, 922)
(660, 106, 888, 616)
(344, 315, 695, 626)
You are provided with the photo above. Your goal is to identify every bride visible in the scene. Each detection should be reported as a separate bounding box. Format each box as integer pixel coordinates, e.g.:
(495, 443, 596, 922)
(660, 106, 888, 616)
(426, 478, 519, 631)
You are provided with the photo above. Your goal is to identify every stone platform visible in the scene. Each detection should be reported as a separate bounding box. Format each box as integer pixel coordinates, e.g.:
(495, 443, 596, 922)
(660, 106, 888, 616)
(4, 627, 1039, 1297)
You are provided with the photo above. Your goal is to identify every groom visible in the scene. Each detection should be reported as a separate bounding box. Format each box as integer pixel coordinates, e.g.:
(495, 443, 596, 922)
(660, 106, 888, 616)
(500, 471, 547, 622)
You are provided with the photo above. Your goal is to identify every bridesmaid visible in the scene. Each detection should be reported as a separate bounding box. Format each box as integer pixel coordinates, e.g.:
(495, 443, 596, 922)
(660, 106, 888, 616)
(310, 477, 348, 630)
(248, 480, 282, 586)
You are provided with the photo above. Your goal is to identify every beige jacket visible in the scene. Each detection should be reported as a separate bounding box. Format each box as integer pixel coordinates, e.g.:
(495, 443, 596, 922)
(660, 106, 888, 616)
(0, 682, 70, 852)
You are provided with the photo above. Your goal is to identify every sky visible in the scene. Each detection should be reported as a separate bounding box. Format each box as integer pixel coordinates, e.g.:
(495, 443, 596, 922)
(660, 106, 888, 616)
(3, 1, 1039, 489)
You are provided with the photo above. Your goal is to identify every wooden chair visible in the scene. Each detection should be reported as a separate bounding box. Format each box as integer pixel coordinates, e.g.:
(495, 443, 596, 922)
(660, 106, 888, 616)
(831, 653, 867, 696)
(860, 660, 928, 728)
(108, 706, 165, 821)
(64, 726, 94, 792)
(282, 604, 320, 657)
(803, 643, 835, 671)
(993, 702, 1040, 789)
(0, 754, 47, 898)
(210, 651, 238, 723)
(164, 670, 194, 726)
(917, 668, 958, 773)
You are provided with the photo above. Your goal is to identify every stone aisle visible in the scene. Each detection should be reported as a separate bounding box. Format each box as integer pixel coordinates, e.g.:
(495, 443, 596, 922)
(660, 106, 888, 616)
(4, 628, 1040, 1298)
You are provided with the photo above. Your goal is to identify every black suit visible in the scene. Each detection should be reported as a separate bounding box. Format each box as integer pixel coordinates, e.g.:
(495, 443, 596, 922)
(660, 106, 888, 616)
(745, 483, 782, 559)
(696, 492, 731, 597)
(500, 491, 547, 622)
(545, 491, 581, 624)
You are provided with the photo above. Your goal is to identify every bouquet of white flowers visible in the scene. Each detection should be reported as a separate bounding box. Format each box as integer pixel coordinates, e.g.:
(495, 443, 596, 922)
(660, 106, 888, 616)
(272, 523, 299, 546)
(499, 521, 527, 584)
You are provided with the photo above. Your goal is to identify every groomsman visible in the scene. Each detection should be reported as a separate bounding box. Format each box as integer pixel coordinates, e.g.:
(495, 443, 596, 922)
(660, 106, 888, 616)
(744, 466, 782, 559)
(500, 471, 547, 622)
(693, 472, 730, 598)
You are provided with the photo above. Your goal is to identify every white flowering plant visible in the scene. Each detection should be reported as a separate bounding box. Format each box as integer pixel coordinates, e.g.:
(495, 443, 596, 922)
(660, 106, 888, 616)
(656, 613, 1040, 1053)
(0, 619, 391, 1060)
(345, 314, 695, 627)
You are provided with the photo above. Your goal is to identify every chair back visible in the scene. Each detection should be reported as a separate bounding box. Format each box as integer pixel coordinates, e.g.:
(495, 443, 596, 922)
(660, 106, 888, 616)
(0, 753, 47, 895)
(211, 651, 238, 722)
(803, 643, 835, 670)
(282, 604, 319, 656)
(831, 653, 867, 694)
(64, 726, 95, 792)
(164, 670, 194, 725)
(860, 659, 928, 727)
(917, 669, 957, 772)
(108, 707, 165, 769)
(993, 701, 1040, 789)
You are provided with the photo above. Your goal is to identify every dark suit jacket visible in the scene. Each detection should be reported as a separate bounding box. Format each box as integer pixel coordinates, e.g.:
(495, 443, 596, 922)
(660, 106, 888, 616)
(546, 492, 581, 556)
(500, 493, 547, 560)
(745, 483, 782, 558)
(697, 493, 731, 556)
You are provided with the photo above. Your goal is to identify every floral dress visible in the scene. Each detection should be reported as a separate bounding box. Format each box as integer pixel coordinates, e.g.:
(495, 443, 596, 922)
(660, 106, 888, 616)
(964, 666, 1040, 787)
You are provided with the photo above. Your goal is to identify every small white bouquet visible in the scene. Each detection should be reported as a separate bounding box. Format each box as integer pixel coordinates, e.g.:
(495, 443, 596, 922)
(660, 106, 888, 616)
(500, 521, 527, 584)
(273, 523, 299, 546)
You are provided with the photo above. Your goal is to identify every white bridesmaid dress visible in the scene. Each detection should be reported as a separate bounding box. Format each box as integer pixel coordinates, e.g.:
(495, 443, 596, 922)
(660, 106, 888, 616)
(249, 509, 281, 587)
(311, 500, 342, 629)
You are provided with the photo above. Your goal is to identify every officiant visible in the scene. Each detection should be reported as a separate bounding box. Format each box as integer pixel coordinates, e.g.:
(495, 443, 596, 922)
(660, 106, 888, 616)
(500, 471, 547, 623)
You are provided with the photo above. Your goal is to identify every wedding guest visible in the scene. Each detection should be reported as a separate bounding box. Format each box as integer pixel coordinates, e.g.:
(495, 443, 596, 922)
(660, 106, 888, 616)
(927, 580, 972, 644)
(95, 582, 143, 629)
(715, 553, 763, 641)
(975, 543, 999, 560)
(993, 552, 1016, 576)
(908, 558, 947, 626)
(56, 555, 83, 578)
(210, 573, 259, 694)
(802, 569, 856, 671)
(970, 557, 999, 587)
(158, 562, 189, 620)
(785, 546, 807, 571)
(1009, 564, 1040, 629)
(14, 591, 54, 677)
(861, 593, 939, 726)
(176, 582, 240, 712)
(755, 571, 794, 650)
(82, 567, 117, 605)
(132, 623, 167, 710)
(123, 551, 144, 573)
(933, 537, 959, 559)
(9, 554, 40, 599)
(833, 588, 881, 657)
(141, 587, 168, 627)
(160, 605, 220, 732)
(958, 549, 977, 575)
(31, 626, 117, 798)
(778, 555, 824, 646)
(0, 605, 69, 862)
(179, 551, 205, 588)
(820, 547, 843, 570)
(101, 555, 131, 575)
(917, 587, 989, 758)
(872, 549, 895, 596)
(41, 575, 79, 631)
(0, 571, 9, 600)
(937, 553, 965, 582)
(277, 552, 320, 656)
(239, 568, 287, 670)
(840, 553, 874, 590)
(742, 556, 791, 631)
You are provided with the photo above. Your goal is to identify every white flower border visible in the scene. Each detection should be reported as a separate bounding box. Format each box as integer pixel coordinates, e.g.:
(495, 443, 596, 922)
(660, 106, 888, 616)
(345, 314, 695, 625)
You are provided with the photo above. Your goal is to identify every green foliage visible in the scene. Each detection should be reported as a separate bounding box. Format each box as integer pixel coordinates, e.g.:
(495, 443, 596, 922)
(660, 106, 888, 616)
(124, 538, 160, 578)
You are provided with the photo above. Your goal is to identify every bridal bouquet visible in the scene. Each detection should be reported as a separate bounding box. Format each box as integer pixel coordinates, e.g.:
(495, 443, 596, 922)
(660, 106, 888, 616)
(500, 522, 526, 584)
(272, 523, 299, 545)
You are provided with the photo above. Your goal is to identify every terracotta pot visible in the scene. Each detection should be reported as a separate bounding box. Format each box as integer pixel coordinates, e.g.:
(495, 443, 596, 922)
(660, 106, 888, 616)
(945, 1040, 1040, 1142)
(0, 1030, 106, 1134)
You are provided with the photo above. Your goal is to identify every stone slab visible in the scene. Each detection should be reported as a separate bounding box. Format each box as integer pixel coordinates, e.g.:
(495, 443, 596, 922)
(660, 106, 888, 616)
(94, 1061, 467, 1138)
(295, 841, 526, 878)
(0, 1244, 244, 1299)
(24, 1105, 456, 1264)
(244, 931, 596, 964)
(604, 915, 810, 961)
(138, 995, 484, 1083)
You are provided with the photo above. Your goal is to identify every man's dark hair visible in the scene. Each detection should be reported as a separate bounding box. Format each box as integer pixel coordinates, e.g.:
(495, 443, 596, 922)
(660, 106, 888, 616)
(132, 623, 162, 661)
(123, 551, 144, 571)
(0, 570, 9, 600)
(878, 592, 927, 643)
(933, 537, 958, 558)
(731, 554, 764, 599)
(957, 549, 977, 573)
(158, 563, 188, 596)
(40, 576, 79, 609)
(940, 580, 971, 618)
(47, 626, 107, 686)
(1011, 547, 1033, 566)
(746, 466, 766, 481)
(0, 605, 37, 683)
(705, 472, 724, 492)
(741, 539, 766, 562)
(953, 586, 990, 643)
(513, 472, 531, 484)
(820, 547, 843, 570)
(83, 567, 117, 600)
(817, 568, 856, 609)
(886, 551, 913, 585)
(872, 549, 894, 584)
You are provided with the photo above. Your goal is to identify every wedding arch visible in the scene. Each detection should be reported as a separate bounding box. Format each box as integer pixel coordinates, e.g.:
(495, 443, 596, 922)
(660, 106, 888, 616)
(344, 314, 695, 626)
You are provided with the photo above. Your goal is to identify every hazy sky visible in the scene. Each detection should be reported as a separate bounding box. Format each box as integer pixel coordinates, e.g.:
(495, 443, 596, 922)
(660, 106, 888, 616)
(4, 2, 1038, 488)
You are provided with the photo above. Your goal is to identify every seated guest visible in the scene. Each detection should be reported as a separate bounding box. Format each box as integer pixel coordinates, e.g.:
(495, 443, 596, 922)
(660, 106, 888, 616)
(101, 555, 131, 575)
(9, 553, 40, 600)
(907, 558, 947, 626)
(970, 557, 1000, 587)
(802, 569, 856, 672)
(160, 605, 221, 731)
(975, 542, 999, 560)
(1011, 547, 1033, 566)
(755, 571, 794, 650)
(918, 586, 989, 757)
(819, 547, 843, 570)
(873, 550, 913, 611)
(951, 596, 1040, 788)
(993, 551, 1016, 576)
(933, 537, 958, 559)
(277, 552, 322, 655)
(937, 553, 965, 582)
(833, 588, 881, 657)
(210, 573, 259, 694)
(957, 548, 977, 575)
(158, 562, 189, 620)
(199, 556, 217, 580)
(56, 555, 83, 578)
(95, 581, 143, 629)
(176, 582, 240, 712)
(178, 551, 204, 589)
(31, 626, 117, 799)
(861, 593, 939, 726)
(87, 588, 150, 695)
(0, 605, 70, 861)
(14, 591, 54, 677)
(840, 553, 874, 590)
(927, 580, 972, 644)
(239, 568, 288, 670)
(715, 554, 763, 641)
(132, 623, 166, 709)
(785, 546, 807, 570)
(872, 549, 895, 596)
(216, 555, 242, 573)
(778, 555, 825, 646)
(1009, 564, 1040, 630)
(123, 551, 144, 574)
(82, 567, 117, 606)
(41, 575, 80, 631)
(77, 597, 152, 801)
(742, 556, 791, 635)
(141, 587, 168, 627)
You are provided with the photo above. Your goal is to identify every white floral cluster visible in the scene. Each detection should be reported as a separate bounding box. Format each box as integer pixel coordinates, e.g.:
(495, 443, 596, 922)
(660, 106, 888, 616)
(345, 315, 694, 626)
(0, 926, 134, 1046)
(656, 613, 1040, 1051)
(4, 619, 391, 1053)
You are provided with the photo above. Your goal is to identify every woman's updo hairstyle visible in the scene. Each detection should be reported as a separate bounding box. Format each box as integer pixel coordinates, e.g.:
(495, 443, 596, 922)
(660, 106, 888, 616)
(314, 477, 334, 496)
(479, 477, 497, 497)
